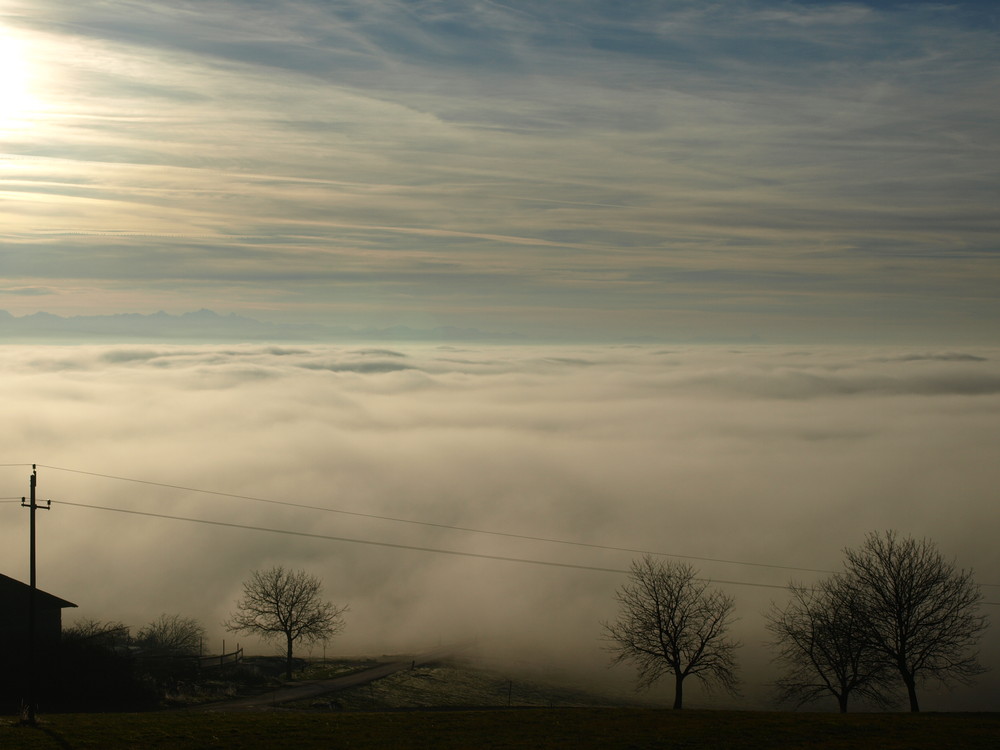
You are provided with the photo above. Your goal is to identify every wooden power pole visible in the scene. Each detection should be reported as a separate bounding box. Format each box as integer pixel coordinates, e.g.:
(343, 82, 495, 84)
(20, 464, 50, 725)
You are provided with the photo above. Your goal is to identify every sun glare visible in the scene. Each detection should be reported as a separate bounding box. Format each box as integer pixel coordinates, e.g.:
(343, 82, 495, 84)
(0, 30, 38, 131)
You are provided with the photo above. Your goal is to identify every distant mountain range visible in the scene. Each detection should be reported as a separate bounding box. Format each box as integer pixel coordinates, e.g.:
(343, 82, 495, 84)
(0, 309, 523, 343)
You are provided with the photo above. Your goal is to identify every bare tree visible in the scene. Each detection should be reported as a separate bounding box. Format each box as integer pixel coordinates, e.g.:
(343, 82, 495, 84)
(603, 556, 740, 709)
(63, 619, 131, 649)
(766, 576, 895, 712)
(135, 614, 205, 657)
(843, 531, 988, 712)
(225, 566, 347, 680)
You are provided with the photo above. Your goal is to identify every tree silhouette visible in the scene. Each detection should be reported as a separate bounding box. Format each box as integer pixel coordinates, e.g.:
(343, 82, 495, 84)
(603, 556, 739, 709)
(766, 576, 895, 712)
(225, 566, 347, 680)
(842, 531, 987, 712)
(136, 613, 205, 657)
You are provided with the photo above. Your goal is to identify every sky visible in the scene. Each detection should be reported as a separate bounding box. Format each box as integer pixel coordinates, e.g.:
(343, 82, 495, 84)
(1, 342, 999, 709)
(1, 0, 999, 713)
(1, 0, 999, 343)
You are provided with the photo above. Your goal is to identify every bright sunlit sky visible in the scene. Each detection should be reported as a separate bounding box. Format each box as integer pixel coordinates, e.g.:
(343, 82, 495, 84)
(1, 0, 998, 342)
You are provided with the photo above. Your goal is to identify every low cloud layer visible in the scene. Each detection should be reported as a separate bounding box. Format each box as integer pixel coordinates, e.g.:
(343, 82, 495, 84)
(1, 343, 998, 708)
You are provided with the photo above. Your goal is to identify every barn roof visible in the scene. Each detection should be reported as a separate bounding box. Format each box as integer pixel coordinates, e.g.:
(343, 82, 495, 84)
(0, 573, 77, 610)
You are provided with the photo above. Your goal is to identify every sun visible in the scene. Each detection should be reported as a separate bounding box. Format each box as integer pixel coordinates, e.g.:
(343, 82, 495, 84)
(0, 31, 38, 131)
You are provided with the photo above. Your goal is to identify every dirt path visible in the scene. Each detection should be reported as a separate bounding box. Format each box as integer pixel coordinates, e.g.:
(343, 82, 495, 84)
(191, 645, 464, 712)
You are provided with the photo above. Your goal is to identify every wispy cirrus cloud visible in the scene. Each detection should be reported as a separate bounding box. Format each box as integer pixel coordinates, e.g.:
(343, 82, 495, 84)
(1, 1, 998, 341)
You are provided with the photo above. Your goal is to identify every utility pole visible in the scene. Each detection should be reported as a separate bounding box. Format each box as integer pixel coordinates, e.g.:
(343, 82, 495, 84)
(20, 464, 50, 725)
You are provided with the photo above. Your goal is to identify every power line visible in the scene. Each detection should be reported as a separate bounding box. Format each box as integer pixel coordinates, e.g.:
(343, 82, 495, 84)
(44, 498, 1000, 604)
(37, 464, 836, 576)
(51, 498, 794, 591)
(19, 464, 1000, 592)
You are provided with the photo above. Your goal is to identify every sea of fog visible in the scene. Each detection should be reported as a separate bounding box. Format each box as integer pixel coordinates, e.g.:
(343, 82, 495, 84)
(1, 343, 998, 710)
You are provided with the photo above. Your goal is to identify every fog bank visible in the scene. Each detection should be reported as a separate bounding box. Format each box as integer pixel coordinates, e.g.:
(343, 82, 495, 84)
(1, 343, 997, 709)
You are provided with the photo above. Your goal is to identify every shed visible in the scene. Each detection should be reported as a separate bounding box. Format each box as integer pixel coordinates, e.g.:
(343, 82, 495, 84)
(0, 573, 77, 652)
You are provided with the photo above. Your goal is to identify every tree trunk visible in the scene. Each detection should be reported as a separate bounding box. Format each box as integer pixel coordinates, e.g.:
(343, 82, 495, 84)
(837, 693, 848, 713)
(285, 634, 294, 681)
(673, 673, 684, 710)
(903, 673, 920, 712)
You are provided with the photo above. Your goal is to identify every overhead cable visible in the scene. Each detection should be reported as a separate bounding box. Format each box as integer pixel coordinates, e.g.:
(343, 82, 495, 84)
(38, 464, 836, 576)
(51, 498, 794, 590)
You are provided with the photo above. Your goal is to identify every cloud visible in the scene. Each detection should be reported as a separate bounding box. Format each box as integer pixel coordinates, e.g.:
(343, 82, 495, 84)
(668, 360, 1000, 398)
(870, 352, 989, 363)
(0, 286, 54, 296)
(1, 1, 998, 341)
(299, 360, 415, 374)
(0, 342, 997, 708)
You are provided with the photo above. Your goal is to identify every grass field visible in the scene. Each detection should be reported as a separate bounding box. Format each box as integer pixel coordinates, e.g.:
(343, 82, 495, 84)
(2, 708, 999, 749)
(3, 658, 996, 748)
(289, 658, 647, 710)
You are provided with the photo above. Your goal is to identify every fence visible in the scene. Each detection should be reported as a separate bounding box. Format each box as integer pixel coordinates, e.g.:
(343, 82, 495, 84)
(197, 646, 243, 671)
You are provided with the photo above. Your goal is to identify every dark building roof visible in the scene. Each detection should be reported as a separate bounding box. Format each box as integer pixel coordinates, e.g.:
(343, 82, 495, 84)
(0, 574, 77, 610)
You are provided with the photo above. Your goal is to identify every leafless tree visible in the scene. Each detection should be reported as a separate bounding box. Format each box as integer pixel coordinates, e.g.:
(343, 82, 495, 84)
(63, 619, 131, 648)
(766, 576, 896, 712)
(225, 566, 347, 680)
(603, 556, 740, 709)
(135, 614, 205, 657)
(843, 531, 988, 712)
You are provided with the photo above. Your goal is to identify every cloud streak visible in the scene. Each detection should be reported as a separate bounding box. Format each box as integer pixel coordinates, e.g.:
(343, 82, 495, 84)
(1, 1, 997, 341)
